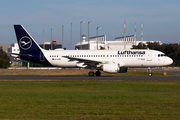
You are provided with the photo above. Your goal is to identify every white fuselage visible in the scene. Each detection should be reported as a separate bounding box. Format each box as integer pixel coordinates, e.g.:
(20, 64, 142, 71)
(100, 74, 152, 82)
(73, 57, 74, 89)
(42, 49, 173, 68)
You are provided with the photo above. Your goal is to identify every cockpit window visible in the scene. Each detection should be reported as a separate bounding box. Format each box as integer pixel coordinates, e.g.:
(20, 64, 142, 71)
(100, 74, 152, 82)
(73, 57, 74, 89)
(158, 54, 166, 57)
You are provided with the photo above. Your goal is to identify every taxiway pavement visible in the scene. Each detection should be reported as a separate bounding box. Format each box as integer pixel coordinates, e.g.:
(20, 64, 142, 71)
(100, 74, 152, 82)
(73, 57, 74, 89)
(0, 75, 179, 80)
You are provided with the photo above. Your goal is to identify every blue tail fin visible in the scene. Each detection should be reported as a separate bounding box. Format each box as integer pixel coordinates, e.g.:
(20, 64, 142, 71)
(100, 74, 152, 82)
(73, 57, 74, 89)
(14, 25, 42, 53)
(14, 25, 51, 66)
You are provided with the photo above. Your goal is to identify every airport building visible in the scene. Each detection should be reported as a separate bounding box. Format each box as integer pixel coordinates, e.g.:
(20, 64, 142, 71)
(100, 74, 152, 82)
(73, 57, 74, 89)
(75, 34, 161, 50)
(39, 40, 63, 50)
(7, 43, 20, 66)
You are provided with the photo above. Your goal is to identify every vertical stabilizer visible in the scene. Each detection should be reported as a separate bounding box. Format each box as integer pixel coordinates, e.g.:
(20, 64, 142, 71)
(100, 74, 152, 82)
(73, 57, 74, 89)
(14, 25, 42, 53)
(14, 25, 51, 66)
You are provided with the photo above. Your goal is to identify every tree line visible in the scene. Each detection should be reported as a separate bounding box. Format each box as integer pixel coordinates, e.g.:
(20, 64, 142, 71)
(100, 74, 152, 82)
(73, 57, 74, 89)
(132, 42, 180, 66)
(0, 47, 10, 68)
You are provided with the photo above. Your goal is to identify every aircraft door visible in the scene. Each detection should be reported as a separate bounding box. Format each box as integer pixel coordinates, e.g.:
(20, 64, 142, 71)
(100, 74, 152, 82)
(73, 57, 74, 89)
(147, 51, 152, 61)
(40, 52, 45, 61)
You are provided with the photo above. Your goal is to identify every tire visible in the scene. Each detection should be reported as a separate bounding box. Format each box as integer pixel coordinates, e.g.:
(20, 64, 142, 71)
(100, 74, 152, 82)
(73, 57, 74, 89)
(88, 71, 94, 76)
(95, 71, 101, 76)
(148, 73, 152, 77)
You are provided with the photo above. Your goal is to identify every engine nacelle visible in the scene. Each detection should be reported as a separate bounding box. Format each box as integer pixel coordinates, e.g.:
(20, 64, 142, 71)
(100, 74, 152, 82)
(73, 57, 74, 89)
(103, 64, 128, 73)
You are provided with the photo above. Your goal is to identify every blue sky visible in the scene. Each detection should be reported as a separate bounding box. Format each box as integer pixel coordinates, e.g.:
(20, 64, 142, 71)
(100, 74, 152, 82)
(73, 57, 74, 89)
(0, 0, 180, 49)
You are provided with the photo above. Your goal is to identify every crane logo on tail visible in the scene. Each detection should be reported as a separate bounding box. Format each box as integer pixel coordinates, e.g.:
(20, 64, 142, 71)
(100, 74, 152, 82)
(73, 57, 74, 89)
(19, 36, 32, 50)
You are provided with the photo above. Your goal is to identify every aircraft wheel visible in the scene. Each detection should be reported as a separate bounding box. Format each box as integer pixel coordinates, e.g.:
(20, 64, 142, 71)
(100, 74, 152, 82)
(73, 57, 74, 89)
(95, 71, 101, 76)
(88, 71, 94, 76)
(148, 73, 152, 77)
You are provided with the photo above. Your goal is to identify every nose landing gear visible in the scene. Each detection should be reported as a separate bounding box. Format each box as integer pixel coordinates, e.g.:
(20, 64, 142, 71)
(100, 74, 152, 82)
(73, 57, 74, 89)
(148, 67, 152, 77)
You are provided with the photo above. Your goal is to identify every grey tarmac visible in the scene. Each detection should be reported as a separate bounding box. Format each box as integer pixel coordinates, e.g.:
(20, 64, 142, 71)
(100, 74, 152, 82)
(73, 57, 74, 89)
(0, 75, 179, 80)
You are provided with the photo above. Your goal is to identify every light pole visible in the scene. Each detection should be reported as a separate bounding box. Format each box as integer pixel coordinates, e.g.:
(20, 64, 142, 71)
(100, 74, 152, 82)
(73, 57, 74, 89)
(97, 27, 101, 50)
(62, 25, 64, 49)
(71, 22, 73, 50)
(51, 28, 53, 50)
(80, 21, 85, 50)
(88, 21, 92, 49)
(43, 30, 45, 49)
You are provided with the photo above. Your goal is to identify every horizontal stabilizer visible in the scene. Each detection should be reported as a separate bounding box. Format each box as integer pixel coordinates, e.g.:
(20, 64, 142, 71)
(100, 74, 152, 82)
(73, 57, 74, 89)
(10, 53, 32, 57)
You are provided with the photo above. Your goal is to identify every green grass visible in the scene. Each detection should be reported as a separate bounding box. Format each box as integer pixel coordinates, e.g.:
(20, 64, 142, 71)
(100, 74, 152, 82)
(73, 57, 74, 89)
(0, 80, 179, 120)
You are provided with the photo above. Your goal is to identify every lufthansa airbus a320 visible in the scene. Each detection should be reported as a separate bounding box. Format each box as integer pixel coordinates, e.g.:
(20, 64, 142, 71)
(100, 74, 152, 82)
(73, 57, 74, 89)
(13, 25, 173, 76)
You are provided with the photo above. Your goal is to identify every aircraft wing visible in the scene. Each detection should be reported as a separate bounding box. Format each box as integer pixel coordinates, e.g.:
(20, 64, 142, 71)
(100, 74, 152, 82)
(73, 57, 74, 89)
(62, 56, 102, 67)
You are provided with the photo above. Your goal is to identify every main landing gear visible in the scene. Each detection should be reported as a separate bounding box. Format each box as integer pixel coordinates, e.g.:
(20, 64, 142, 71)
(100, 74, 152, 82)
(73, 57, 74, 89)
(88, 71, 94, 76)
(148, 67, 152, 77)
(88, 70, 101, 76)
(95, 70, 101, 76)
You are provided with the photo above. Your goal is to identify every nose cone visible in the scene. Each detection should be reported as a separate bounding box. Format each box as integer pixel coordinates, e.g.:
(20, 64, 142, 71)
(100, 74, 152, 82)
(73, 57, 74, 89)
(168, 57, 173, 65)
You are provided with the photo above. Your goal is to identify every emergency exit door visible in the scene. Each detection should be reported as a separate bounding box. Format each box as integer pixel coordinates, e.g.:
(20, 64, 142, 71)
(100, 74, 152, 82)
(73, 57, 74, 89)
(147, 51, 152, 61)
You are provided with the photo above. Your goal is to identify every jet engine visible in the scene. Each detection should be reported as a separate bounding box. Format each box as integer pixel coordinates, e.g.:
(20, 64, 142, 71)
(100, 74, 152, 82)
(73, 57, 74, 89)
(102, 64, 128, 73)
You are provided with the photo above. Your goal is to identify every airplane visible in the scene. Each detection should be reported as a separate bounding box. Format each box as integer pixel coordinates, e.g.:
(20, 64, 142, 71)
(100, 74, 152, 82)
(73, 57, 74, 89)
(13, 25, 173, 76)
